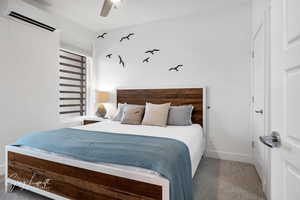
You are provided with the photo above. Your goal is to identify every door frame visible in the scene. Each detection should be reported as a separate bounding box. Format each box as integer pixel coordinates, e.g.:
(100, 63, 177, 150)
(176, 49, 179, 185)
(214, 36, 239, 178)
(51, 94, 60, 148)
(250, 2, 271, 199)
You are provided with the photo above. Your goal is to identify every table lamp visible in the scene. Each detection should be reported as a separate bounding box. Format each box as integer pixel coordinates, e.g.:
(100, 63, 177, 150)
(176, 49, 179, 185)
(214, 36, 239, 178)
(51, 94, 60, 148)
(96, 91, 110, 118)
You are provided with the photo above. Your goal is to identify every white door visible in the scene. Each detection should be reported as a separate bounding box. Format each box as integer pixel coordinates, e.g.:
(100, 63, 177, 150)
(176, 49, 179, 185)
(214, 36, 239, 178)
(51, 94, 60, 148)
(253, 23, 267, 189)
(269, 0, 300, 199)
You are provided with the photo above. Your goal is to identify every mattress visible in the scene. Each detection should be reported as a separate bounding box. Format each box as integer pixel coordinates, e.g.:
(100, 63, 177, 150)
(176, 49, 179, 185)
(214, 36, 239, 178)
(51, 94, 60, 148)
(21, 120, 205, 177)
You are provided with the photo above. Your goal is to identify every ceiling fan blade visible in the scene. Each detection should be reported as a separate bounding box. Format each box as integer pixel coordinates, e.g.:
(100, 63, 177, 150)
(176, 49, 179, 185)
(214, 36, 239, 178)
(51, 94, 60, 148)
(100, 0, 113, 17)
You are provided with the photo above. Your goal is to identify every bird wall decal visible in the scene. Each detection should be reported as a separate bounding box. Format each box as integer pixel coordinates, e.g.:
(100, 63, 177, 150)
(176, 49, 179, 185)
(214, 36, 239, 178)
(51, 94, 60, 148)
(143, 57, 150, 63)
(118, 55, 125, 68)
(145, 49, 160, 55)
(97, 33, 107, 39)
(120, 33, 135, 42)
(169, 65, 183, 71)
(106, 54, 112, 59)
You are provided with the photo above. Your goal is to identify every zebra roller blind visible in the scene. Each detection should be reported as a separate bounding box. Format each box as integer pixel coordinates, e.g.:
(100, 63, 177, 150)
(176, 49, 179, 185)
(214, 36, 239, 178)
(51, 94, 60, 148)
(59, 49, 86, 117)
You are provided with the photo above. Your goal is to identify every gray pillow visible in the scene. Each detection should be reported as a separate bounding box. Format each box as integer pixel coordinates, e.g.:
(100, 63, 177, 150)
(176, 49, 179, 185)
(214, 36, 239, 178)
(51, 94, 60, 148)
(112, 103, 127, 121)
(167, 105, 194, 126)
(121, 106, 145, 125)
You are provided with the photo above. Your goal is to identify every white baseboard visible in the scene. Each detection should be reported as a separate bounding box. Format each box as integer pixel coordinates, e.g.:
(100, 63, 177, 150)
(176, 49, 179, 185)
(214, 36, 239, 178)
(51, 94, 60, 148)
(207, 150, 253, 164)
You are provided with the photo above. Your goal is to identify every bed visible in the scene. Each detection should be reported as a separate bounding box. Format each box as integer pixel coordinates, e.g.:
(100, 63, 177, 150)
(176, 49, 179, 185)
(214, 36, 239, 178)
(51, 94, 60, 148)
(5, 88, 207, 200)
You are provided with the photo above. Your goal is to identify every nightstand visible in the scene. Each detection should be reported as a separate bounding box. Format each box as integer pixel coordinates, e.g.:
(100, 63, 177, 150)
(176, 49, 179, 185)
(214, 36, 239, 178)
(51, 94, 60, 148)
(83, 120, 101, 125)
(83, 117, 104, 125)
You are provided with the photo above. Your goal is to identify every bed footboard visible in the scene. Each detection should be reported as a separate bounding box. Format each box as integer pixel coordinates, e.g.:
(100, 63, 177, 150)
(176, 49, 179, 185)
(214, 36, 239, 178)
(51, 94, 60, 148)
(6, 146, 167, 200)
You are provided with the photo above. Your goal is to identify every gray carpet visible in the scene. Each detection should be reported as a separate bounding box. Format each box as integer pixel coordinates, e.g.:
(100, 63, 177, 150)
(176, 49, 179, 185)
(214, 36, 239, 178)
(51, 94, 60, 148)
(0, 158, 264, 200)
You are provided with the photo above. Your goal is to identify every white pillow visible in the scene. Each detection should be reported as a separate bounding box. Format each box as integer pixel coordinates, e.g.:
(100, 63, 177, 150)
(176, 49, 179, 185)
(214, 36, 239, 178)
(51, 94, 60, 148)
(112, 103, 127, 121)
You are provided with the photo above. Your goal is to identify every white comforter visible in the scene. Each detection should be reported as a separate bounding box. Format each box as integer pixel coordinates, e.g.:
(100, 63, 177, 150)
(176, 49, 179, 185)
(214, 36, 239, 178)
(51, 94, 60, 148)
(73, 120, 205, 177)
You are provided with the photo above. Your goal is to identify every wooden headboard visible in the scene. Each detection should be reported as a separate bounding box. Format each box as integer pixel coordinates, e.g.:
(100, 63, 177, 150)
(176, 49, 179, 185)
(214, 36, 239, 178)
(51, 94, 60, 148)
(117, 88, 205, 126)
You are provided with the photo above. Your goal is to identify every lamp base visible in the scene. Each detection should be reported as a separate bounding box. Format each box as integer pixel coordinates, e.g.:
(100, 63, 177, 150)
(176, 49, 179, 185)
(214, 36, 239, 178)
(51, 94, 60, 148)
(96, 104, 107, 118)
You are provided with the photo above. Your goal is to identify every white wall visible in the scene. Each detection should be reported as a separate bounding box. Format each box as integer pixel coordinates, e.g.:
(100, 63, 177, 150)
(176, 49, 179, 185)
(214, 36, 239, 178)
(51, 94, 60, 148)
(94, 0, 252, 163)
(0, 18, 10, 175)
(0, 2, 95, 175)
(0, 17, 62, 174)
(16, 0, 97, 56)
(57, 16, 96, 56)
(252, 0, 270, 33)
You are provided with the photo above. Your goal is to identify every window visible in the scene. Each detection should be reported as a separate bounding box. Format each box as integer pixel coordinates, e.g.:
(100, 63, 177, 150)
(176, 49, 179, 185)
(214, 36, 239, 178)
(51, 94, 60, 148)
(59, 49, 86, 117)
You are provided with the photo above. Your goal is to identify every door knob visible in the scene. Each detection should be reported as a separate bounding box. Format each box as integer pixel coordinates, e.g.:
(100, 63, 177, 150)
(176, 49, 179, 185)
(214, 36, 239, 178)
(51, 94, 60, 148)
(259, 131, 281, 148)
(255, 109, 264, 114)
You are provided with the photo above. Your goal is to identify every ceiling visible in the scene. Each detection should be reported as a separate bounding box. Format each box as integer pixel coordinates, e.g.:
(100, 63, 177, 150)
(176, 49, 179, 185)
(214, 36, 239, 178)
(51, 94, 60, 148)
(22, 0, 248, 33)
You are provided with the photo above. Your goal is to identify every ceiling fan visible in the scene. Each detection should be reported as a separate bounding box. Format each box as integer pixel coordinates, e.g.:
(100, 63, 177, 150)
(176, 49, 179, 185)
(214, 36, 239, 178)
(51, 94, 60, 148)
(100, 0, 122, 17)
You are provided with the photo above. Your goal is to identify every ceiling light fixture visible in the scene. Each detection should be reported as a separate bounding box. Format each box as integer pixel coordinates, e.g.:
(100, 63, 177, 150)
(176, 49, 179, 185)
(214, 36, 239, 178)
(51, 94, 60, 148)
(100, 0, 123, 17)
(110, 0, 121, 3)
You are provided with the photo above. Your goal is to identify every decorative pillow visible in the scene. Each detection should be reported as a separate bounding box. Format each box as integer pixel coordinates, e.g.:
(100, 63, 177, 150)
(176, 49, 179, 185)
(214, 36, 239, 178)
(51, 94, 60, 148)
(112, 104, 144, 121)
(121, 106, 145, 125)
(142, 103, 171, 127)
(167, 105, 194, 126)
(112, 103, 127, 121)
(126, 104, 145, 110)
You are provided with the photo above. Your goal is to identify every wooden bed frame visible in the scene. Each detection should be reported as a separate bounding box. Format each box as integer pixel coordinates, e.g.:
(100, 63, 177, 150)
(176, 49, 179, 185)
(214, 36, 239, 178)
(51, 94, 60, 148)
(5, 88, 206, 200)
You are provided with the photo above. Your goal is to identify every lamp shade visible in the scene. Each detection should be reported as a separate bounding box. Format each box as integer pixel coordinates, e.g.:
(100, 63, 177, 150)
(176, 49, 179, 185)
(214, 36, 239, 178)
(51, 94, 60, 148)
(96, 91, 110, 103)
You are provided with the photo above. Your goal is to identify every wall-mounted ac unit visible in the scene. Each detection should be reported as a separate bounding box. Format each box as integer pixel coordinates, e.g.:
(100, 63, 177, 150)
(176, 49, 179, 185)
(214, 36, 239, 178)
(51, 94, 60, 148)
(0, 0, 57, 32)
